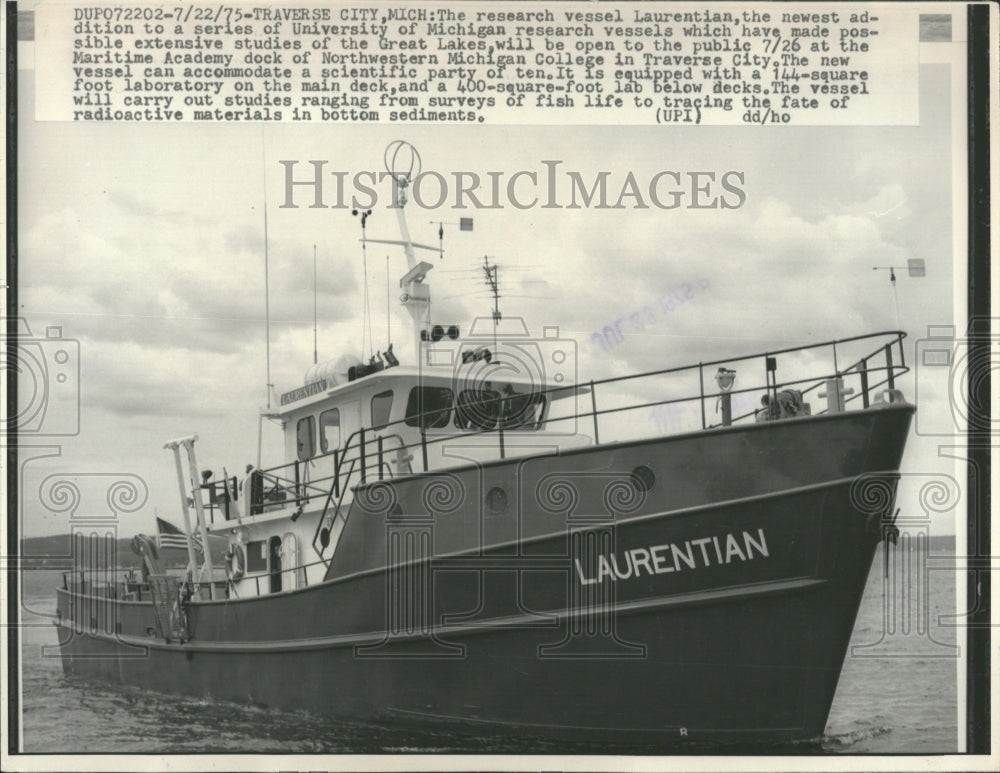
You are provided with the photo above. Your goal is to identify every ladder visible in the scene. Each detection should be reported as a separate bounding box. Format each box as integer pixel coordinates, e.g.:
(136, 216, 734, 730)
(147, 574, 189, 643)
(311, 429, 404, 567)
(312, 456, 357, 567)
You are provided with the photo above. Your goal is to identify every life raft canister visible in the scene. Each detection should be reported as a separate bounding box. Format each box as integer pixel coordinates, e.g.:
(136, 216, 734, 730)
(225, 544, 245, 582)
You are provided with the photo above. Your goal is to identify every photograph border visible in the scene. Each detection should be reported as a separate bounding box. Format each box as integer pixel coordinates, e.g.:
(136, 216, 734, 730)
(2, 0, 996, 768)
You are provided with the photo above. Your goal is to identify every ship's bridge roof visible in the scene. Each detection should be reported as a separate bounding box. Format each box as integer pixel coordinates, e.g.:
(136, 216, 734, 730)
(269, 362, 577, 417)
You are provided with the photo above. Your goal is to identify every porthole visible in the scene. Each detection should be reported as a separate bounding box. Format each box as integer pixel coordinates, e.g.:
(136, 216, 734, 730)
(631, 465, 655, 493)
(320, 527, 331, 548)
(486, 486, 508, 515)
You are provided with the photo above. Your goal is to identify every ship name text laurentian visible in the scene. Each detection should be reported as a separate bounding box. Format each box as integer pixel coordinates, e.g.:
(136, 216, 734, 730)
(575, 528, 769, 585)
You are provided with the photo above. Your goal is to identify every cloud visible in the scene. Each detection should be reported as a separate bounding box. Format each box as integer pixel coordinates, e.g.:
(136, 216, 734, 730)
(16, 69, 958, 536)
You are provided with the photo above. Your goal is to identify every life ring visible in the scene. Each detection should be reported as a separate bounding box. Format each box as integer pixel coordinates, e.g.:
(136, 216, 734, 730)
(225, 544, 245, 583)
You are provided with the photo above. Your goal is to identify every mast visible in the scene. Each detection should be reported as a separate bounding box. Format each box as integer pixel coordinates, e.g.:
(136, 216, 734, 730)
(354, 143, 475, 361)
(360, 142, 439, 357)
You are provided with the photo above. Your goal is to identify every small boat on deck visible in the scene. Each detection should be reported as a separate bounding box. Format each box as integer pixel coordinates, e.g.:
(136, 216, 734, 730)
(54, 142, 914, 747)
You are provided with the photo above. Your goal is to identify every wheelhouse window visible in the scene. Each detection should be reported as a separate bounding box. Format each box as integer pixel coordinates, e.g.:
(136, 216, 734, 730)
(371, 390, 394, 431)
(319, 408, 341, 454)
(246, 540, 267, 573)
(405, 387, 454, 429)
(297, 416, 315, 460)
(501, 391, 545, 430)
(454, 389, 501, 430)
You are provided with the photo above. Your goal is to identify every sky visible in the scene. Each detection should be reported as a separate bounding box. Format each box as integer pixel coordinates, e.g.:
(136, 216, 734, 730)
(14, 37, 965, 539)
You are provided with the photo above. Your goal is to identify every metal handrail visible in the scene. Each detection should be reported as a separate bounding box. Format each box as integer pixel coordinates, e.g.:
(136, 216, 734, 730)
(309, 432, 405, 563)
(237, 555, 332, 596)
(61, 554, 334, 603)
(331, 330, 908, 468)
(217, 331, 909, 522)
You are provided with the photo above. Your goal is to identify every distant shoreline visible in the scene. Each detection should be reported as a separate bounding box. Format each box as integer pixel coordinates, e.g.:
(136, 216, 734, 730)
(18, 532, 228, 571)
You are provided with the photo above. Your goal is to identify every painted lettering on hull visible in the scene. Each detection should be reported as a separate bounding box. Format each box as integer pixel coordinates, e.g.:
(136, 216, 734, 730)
(574, 528, 769, 585)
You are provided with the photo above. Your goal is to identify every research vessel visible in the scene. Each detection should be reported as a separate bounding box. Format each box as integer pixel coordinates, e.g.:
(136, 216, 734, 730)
(53, 142, 914, 747)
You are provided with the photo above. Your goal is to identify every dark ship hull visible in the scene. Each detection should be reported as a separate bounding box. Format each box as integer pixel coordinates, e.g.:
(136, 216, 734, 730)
(54, 404, 913, 746)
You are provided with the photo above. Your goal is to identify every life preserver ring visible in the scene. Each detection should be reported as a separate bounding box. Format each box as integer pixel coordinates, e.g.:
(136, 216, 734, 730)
(225, 544, 245, 583)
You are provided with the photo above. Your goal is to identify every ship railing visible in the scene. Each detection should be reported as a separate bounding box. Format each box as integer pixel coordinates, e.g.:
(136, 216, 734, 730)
(58, 568, 226, 603)
(218, 555, 333, 597)
(143, 556, 335, 598)
(224, 331, 907, 538)
(578, 335, 910, 433)
(199, 436, 401, 525)
(60, 569, 117, 596)
(562, 329, 908, 432)
(59, 563, 329, 603)
(199, 468, 328, 522)
(326, 330, 909, 479)
(309, 432, 408, 562)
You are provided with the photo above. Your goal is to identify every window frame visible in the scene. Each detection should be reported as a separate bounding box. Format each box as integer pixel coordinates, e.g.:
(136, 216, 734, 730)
(454, 388, 502, 431)
(246, 539, 267, 573)
(500, 392, 546, 431)
(319, 407, 341, 454)
(370, 390, 394, 431)
(296, 415, 316, 460)
(405, 386, 454, 429)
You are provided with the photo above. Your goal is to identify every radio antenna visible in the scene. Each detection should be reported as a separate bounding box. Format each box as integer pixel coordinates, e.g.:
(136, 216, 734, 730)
(257, 132, 273, 470)
(353, 208, 373, 357)
(262, 139, 273, 410)
(313, 244, 318, 365)
(482, 255, 501, 352)
(873, 259, 926, 330)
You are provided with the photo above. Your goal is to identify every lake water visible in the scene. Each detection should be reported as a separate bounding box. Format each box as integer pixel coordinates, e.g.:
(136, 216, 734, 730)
(14, 547, 958, 755)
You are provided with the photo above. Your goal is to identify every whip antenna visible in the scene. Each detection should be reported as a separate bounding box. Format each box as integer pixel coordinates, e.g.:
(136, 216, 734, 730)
(262, 137, 273, 410)
(353, 208, 374, 357)
(313, 244, 318, 365)
(482, 255, 501, 352)
(873, 259, 925, 330)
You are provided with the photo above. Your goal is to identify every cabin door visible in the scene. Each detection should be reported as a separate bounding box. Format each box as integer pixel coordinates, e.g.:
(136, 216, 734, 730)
(268, 535, 282, 593)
